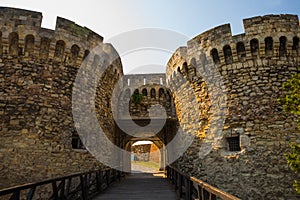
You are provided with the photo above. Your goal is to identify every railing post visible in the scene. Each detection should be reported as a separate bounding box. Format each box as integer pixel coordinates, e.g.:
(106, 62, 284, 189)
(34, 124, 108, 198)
(178, 174, 183, 198)
(185, 178, 193, 200)
(26, 186, 36, 200)
(9, 191, 20, 200)
(59, 180, 65, 199)
(64, 178, 72, 197)
(51, 181, 58, 199)
(174, 170, 178, 190)
(80, 175, 88, 200)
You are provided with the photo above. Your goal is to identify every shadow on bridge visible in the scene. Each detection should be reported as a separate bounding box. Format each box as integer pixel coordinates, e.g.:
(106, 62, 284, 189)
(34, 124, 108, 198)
(92, 172, 178, 200)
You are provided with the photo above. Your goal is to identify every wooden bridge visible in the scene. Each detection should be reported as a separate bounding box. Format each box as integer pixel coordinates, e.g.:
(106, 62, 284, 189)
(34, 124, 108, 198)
(93, 172, 177, 200)
(0, 166, 241, 200)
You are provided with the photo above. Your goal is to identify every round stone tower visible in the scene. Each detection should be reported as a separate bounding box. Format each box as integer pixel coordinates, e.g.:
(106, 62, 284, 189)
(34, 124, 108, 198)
(166, 14, 300, 199)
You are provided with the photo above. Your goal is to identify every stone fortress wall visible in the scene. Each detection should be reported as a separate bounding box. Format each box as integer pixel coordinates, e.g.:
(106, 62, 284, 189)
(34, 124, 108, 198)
(1, 6, 300, 200)
(0, 6, 123, 192)
(119, 73, 176, 119)
(166, 14, 300, 199)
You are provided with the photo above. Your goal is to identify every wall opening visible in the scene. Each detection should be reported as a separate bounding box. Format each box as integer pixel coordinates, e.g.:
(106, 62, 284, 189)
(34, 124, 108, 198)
(236, 42, 246, 61)
(159, 88, 165, 98)
(292, 36, 299, 56)
(39, 37, 50, 59)
(223, 45, 233, 64)
(25, 34, 35, 56)
(0, 31, 2, 55)
(70, 44, 80, 65)
(150, 88, 156, 99)
(142, 88, 147, 96)
(71, 133, 85, 150)
(265, 37, 273, 57)
(279, 36, 287, 57)
(211, 48, 220, 64)
(54, 40, 65, 59)
(9, 32, 19, 56)
(131, 140, 161, 173)
(226, 136, 241, 151)
(250, 38, 259, 57)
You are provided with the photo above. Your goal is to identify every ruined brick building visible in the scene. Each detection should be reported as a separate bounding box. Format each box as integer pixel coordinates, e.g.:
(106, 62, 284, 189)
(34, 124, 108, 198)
(0, 7, 300, 199)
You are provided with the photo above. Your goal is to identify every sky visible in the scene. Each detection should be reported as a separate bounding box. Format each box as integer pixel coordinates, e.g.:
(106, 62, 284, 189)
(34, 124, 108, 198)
(1, 0, 300, 74)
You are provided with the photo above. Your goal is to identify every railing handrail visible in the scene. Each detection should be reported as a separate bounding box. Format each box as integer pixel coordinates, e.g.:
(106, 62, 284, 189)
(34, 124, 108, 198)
(0, 168, 112, 196)
(167, 165, 241, 200)
(0, 167, 121, 200)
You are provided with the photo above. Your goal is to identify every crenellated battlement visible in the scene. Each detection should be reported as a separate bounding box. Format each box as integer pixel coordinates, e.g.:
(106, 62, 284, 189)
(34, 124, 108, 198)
(0, 7, 116, 70)
(167, 14, 300, 81)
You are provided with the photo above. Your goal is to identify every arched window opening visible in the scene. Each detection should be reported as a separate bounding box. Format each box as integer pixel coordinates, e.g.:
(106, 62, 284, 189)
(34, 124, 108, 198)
(92, 55, 100, 68)
(25, 35, 35, 56)
(250, 38, 259, 57)
(54, 40, 65, 58)
(72, 133, 85, 150)
(177, 67, 181, 73)
(159, 88, 165, 98)
(166, 90, 171, 100)
(70, 44, 80, 64)
(211, 48, 220, 64)
(0, 31, 2, 55)
(265, 37, 273, 56)
(9, 32, 19, 56)
(142, 88, 148, 96)
(183, 62, 188, 74)
(39, 37, 50, 59)
(124, 88, 131, 99)
(200, 54, 207, 68)
(223, 45, 233, 64)
(83, 50, 90, 61)
(292, 36, 299, 56)
(279, 36, 287, 57)
(236, 42, 246, 60)
(150, 88, 156, 98)
(141, 106, 147, 112)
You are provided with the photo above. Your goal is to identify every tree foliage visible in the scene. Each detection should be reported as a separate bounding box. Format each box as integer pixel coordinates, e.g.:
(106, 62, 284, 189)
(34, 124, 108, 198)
(132, 92, 143, 105)
(280, 73, 300, 194)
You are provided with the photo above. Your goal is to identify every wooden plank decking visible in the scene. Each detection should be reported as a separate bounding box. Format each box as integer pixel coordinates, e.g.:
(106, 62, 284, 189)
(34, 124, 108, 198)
(93, 172, 178, 200)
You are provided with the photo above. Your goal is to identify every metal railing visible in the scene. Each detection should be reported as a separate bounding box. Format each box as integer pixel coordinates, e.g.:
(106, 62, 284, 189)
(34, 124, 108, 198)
(166, 166, 241, 200)
(0, 168, 122, 200)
